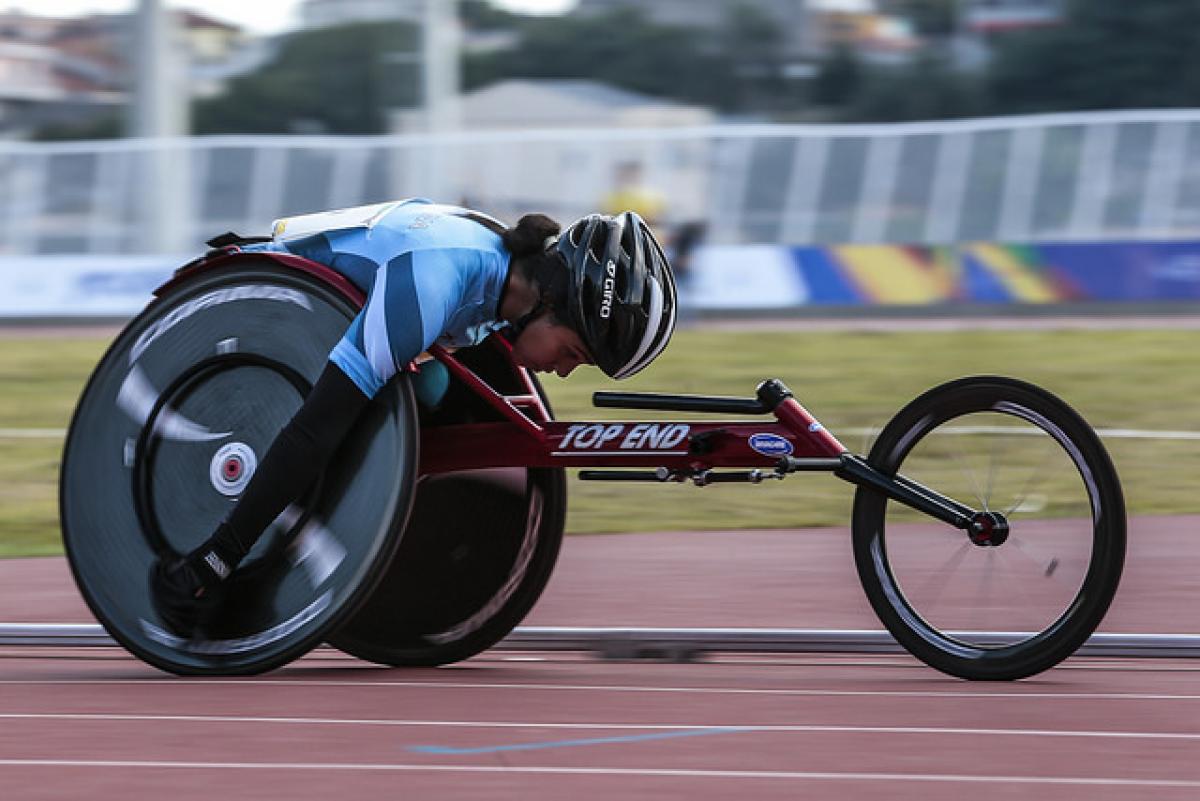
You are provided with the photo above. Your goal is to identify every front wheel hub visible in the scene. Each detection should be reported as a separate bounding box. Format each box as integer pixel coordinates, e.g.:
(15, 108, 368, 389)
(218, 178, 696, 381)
(968, 511, 1010, 547)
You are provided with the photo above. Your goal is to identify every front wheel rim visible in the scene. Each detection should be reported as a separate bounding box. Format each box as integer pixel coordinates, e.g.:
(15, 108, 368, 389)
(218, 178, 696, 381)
(855, 380, 1124, 677)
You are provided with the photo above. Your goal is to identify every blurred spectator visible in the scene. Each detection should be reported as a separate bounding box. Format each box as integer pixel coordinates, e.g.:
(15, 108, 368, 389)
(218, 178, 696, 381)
(600, 159, 704, 324)
(601, 160, 666, 228)
(666, 219, 704, 325)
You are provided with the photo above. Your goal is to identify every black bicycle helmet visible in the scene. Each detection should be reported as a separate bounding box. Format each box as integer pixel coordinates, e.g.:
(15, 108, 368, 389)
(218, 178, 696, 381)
(551, 211, 677, 380)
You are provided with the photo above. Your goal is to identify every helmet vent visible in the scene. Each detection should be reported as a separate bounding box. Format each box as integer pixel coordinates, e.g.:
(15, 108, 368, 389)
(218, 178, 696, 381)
(619, 225, 637, 264)
(586, 229, 607, 263)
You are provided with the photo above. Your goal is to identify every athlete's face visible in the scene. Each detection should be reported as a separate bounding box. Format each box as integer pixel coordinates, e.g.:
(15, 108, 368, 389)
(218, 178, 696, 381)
(511, 314, 592, 378)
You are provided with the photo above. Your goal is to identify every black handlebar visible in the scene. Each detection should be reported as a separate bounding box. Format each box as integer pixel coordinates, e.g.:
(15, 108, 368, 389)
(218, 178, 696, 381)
(592, 391, 767, 414)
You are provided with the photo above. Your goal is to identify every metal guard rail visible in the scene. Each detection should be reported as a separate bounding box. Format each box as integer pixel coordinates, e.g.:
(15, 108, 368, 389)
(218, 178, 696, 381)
(1, 624, 1197, 661)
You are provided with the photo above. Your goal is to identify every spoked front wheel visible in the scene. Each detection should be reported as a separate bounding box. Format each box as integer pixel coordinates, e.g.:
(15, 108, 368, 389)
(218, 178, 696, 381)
(851, 376, 1125, 680)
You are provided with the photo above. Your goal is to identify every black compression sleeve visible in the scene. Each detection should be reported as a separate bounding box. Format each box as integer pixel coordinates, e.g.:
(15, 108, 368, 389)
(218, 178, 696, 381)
(215, 362, 370, 558)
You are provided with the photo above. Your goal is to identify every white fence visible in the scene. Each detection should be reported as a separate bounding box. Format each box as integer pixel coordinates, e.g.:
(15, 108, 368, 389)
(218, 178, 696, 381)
(3, 109, 1200, 255)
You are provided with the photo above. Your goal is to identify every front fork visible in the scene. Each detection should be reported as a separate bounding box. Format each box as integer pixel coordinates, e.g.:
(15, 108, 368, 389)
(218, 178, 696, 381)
(797, 453, 1007, 543)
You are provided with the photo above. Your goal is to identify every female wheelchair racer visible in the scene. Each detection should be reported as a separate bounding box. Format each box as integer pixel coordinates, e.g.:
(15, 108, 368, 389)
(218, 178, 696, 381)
(65, 195, 1123, 680)
(150, 199, 678, 637)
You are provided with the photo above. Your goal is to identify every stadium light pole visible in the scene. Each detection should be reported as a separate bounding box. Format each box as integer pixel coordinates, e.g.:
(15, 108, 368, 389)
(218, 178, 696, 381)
(422, 0, 461, 202)
(130, 0, 190, 255)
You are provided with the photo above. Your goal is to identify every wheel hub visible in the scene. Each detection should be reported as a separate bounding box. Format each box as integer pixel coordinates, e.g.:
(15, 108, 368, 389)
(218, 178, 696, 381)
(210, 441, 258, 497)
(968, 511, 1010, 547)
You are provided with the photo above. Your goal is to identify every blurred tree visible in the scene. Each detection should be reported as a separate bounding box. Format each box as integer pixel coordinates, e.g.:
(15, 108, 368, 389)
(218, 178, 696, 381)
(846, 52, 985, 121)
(722, 3, 795, 113)
(461, 0, 520, 30)
(988, 0, 1200, 112)
(32, 113, 124, 141)
(464, 8, 741, 111)
(812, 44, 864, 107)
(193, 21, 421, 134)
(892, 0, 959, 39)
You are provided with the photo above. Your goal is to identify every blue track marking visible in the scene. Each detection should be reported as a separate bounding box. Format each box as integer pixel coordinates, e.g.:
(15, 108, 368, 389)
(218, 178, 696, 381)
(409, 727, 755, 755)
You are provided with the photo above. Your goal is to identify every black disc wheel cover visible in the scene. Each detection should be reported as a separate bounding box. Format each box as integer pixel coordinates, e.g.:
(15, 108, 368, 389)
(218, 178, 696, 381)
(60, 260, 418, 675)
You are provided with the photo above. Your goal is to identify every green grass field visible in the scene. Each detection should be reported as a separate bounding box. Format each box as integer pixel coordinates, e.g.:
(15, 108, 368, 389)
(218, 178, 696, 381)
(2, 325, 1198, 556)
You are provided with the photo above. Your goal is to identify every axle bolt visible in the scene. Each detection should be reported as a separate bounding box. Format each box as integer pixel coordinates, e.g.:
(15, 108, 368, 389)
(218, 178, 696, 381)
(968, 511, 1010, 547)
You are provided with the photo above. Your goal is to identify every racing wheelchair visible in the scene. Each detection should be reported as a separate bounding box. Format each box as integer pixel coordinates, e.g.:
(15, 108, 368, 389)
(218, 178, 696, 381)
(61, 238, 1126, 681)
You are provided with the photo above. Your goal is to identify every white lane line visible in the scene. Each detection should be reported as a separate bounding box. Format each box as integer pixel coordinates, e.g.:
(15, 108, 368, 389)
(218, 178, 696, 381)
(847, 426, 1200, 441)
(1, 713, 1198, 742)
(0, 429, 67, 439)
(2, 678, 1200, 702)
(0, 760, 1198, 787)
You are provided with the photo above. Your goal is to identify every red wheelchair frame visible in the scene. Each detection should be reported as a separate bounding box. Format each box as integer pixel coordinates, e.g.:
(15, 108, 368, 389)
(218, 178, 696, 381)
(422, 338, 983, 535)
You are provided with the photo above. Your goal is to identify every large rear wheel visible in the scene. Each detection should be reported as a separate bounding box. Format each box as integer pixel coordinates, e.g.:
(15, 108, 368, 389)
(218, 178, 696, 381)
(61, 260, 419, 675)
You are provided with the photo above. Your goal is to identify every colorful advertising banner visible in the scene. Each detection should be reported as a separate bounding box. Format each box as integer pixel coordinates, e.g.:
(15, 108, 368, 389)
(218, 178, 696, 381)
(4, 241, 1200, 317)
(767, 242, 1200, 308)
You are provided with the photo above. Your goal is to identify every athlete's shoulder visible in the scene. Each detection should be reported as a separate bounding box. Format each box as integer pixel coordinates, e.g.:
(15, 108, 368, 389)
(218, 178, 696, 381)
(376, 202, 504, 247)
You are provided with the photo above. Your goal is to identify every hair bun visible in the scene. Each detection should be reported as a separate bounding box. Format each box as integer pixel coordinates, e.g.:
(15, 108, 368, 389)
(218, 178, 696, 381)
(502, 214, 561, 258)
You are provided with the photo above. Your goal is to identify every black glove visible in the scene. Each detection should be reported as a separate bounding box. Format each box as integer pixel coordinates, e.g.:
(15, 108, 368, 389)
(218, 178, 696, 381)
(149, 540, 238, 638)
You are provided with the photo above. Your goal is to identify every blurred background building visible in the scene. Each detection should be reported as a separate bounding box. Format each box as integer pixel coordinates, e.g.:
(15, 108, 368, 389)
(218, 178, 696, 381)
(0, 12, 122, 137)
(2, 0, 1200, 315)
(963, 0, 1063, 34)
(0, 7, 269, 137)
(0, 0, 1086, 141)
(433, 79, 713, 129)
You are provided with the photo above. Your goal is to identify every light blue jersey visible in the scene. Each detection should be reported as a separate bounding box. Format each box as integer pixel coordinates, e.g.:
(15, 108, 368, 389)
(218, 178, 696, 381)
(245, 200, 511, 398)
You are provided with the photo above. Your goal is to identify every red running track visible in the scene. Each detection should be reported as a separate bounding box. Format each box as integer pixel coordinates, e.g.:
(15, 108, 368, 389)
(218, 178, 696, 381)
(4, 519, 1198, 631)
(2, 650, 1199, 799)
(1, 521, 1198, 799)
